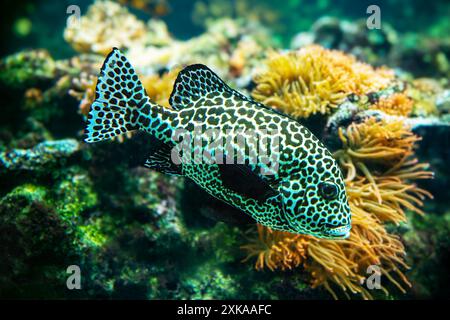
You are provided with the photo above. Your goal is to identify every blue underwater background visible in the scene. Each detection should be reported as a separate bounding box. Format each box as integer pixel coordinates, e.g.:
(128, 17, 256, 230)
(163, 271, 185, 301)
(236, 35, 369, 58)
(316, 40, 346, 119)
(0, 0, 449, 299)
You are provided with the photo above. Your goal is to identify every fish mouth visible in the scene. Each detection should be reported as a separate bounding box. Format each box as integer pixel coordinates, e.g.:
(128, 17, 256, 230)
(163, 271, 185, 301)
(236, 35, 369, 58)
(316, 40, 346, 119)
(322, 224, 351, 239)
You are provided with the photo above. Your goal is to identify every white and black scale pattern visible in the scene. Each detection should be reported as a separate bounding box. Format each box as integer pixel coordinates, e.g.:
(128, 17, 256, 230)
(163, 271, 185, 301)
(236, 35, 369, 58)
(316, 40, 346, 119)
(85, 48, 351, 239)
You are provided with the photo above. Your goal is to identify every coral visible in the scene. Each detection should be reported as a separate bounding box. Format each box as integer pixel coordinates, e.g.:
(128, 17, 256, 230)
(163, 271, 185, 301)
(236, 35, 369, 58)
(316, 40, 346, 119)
(391, 35, 450, 79)
(0, 139, 80, 173)
(402, 210, 450, 298)
(69, 72, 98, 117)
(173, 264, 239, 299)
(140, 68, 180, 108)
(252, 45, 394, 118)
(2, 0, 448, 300)
(0, 184, 79, 298)
(69, 17, 270, 115)
(64, 0, 147, 55)
(290, 14, 450, 79)
(53, 166, 99, 221)
(0, 50, 99, 139)
(22, 75, 74, 123)
(304, 221, 409, 300)
(24, 88, 44, 107)
(144, 19, 174, 46)
(229, 36, 266, 78)
(242, 117, 433, 299)
(368, 93, 413, 117)
(290, 17, 398, 66)
(126, 18, 271, 82)
(192, 0, 279, 31)
(0, 164, 100, 298)
(407, 78, 443, 117)
(67, 56, 111, 117)
(117, 0, 170, 16)
(0, 50, 56, 89)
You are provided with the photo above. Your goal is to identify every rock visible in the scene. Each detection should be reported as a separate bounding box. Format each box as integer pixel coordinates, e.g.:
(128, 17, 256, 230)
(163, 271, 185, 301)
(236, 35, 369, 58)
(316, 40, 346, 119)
(0, 139, 80, 174)
(0, 50, 56, 89)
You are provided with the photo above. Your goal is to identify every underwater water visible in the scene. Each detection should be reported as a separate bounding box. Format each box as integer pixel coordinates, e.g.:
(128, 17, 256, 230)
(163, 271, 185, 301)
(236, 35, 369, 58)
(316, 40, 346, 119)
(0, 0, 449, 301)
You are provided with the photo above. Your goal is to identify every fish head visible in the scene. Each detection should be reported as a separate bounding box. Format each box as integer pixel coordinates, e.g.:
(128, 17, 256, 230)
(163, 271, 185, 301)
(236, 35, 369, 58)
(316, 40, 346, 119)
(280, 155, 351, 239)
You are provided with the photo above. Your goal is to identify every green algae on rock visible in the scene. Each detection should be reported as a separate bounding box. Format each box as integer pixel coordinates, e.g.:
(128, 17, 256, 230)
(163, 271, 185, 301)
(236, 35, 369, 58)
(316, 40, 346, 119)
(0, 50, 57, 89)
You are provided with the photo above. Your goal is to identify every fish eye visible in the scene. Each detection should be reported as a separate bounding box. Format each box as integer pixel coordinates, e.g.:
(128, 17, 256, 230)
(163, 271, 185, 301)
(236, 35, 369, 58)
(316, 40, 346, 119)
(318, 182, 339, 200)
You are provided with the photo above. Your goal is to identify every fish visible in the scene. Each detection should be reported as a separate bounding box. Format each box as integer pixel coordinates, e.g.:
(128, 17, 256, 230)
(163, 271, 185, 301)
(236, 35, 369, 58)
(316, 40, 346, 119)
(84, 48, 351, 239)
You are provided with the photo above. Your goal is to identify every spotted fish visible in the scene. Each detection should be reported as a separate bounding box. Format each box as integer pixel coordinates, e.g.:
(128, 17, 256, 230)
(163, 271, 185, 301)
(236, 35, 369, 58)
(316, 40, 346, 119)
(85, 48, 351, 239)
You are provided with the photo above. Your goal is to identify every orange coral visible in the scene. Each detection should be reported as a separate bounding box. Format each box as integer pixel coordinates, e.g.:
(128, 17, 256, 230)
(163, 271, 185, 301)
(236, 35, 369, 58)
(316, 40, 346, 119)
(252, 45, 394, 118)
(140, 67, 180, 108)
(369, 93, 413, 117)
(241, 117, 433, 299)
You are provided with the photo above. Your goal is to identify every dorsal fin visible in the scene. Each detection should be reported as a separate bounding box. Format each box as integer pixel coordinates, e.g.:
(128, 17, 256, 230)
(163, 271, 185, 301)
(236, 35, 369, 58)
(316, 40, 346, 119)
(169, 64, 253, 110)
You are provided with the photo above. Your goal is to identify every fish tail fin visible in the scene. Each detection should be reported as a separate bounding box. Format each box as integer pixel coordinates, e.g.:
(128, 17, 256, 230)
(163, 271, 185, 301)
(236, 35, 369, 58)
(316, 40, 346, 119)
(84, 48, 157, 143)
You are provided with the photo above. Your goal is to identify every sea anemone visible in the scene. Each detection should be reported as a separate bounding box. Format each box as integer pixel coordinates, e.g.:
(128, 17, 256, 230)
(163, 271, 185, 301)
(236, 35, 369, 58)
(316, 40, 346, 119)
(241, 116, 433, 299)
(241, 224, 308, 271)
(335, 117, 433, 214)
(369, 93, 413, 117)
(251, 45, 394, 118)
(336, 117, 419, 167)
